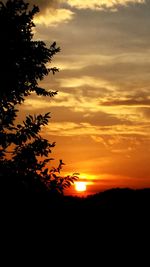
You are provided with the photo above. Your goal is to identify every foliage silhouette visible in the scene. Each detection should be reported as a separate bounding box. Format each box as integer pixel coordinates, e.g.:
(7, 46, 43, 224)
(0, 0, 78, 198)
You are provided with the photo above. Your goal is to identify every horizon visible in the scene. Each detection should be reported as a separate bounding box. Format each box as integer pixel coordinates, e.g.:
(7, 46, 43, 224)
(64, 186, 150, 198)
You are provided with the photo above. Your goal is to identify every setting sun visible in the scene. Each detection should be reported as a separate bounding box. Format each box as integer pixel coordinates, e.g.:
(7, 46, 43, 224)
(75, 182, 87, 192)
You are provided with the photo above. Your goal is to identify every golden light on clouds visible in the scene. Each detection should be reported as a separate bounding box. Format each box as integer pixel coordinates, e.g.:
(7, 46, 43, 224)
(66, 0, 145, 10)
(19, 0, 150, 194)
(32, 0, 146, 27)
(58, 76, 118, 90)
(43, 122, 99, 136)
(34, 8, 74, 26)
(53, 54, 116, 70)
(23, 91, 102, 112)
(46, 123, 148, 137)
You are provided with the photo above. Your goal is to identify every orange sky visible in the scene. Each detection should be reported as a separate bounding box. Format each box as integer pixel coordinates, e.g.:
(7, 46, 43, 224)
(19, 0, 150, 195)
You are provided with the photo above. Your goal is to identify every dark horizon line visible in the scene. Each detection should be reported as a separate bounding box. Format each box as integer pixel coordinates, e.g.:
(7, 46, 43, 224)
(65, 186, 150, 198)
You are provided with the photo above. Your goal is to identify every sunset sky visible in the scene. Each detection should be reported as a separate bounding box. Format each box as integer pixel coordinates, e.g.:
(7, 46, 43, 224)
(19, 0, 150, 195)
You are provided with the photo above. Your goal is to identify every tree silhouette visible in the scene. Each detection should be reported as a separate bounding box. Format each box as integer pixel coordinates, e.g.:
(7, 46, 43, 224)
(0, 0, 78, 197)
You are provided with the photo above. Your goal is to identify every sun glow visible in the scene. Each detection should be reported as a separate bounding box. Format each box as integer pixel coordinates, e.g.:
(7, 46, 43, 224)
(75, 182, 87, 192)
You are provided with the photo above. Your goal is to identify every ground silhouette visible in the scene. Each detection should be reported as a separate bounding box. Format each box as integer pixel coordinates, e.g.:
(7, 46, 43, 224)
(2, 186, 150, 252)
(4, 187, 150, 216)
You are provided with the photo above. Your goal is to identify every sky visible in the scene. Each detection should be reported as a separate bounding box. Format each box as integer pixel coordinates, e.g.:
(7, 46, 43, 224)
(18, 0, 150, 195)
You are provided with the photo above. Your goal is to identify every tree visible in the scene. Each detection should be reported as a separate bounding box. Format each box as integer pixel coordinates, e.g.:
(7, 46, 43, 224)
(0, 0, 78, 197)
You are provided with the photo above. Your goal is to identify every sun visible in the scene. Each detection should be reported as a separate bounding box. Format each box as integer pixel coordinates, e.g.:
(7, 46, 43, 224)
(75, 182, 87, 192)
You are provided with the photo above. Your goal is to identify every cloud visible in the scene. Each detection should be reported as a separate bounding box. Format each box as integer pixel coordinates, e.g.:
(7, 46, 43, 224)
(30, 0, 145, 11)
(34, 0, 150, 58)
(29, 0, 59, 10)
(57, 60, 150, 96)
(23, 97, 131, 127)
(138, 107, 150, 118)
(31, 0, 146, 27)
(32, 1, 74, 27)
(45, 113, 144, 137)
(34, 8, 74, 26)
(58, 76, 117, 91)
(1, 0, 74, 26)
(30, 1, 74, 27)
(49, 106, 131, 126)
(101, 98, 150, 106)
(91, 134, 144, 148)
(66, 0, 145, 10)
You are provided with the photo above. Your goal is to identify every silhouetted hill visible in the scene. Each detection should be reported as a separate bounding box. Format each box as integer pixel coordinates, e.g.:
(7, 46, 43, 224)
(3, 187, 150, 213)
(85, 187, 150, 210)
(2, 187, 150, 229)
(2, 187, 150, 243)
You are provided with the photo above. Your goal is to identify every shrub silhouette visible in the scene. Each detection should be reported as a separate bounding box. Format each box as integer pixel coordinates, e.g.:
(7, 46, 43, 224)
(0, 0, 78, 198)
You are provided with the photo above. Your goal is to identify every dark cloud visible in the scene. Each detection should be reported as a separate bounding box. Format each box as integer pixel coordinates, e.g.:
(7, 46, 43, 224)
(22, 103, 132, 126)
(46, 106, 132, 126)
(28, 0, 58, 9)
(57, 62, 150, 92)
(101, 98, 150, 106)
